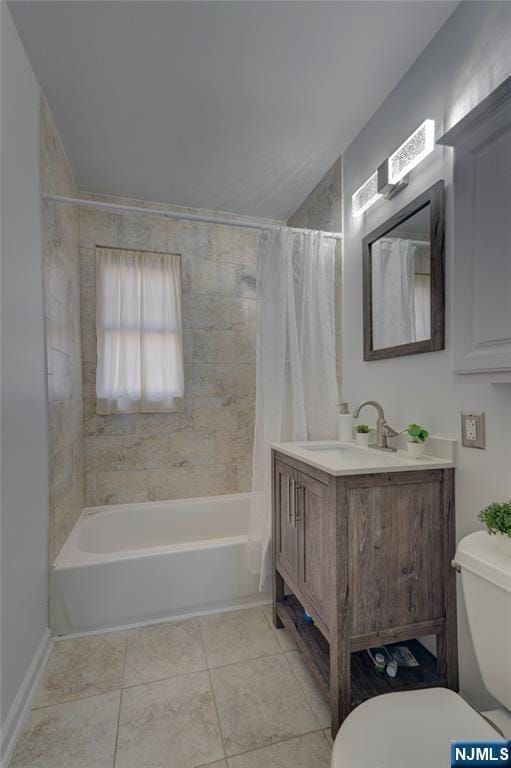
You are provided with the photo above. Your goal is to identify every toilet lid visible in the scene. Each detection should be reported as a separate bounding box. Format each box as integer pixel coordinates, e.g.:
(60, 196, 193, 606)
(331, 688, 499, 768)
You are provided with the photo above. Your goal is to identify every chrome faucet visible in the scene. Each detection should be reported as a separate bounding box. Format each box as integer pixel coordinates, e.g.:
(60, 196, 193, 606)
(353, 400, 398, 452)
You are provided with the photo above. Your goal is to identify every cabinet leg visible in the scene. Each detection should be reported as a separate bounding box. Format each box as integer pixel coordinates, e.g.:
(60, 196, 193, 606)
(272, 569, 284, 629)
(440, 468, 459, 691)
(437, 625, 459, 691)
(329, 633, 351, 738)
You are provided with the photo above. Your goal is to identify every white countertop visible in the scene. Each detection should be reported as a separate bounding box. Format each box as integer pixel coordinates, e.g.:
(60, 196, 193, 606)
(271, 439, 456, 476)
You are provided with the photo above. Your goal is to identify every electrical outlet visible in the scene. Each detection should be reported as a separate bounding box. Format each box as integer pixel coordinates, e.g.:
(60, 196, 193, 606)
(461, 411, 486, 449)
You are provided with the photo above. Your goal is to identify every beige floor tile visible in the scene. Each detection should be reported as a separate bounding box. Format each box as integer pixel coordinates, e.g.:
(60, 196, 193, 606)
(286, 650, 331, 728)
(210, 654, 319, 757)
(33, 632, 126, 707)
(262, 604, 296, 651)
(115, 671, 224, 768)
(123, 619, 207, 686)
(200, 763, 228, 768)
(323, 728, 333, 746)
(200, 608, 280, 668)
(10, 691, 120, 768)
(226, 731, 331, 768)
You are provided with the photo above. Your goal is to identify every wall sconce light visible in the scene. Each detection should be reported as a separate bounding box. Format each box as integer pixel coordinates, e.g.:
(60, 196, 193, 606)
(387, 119, 435, 185)
(351, 172, 381, 217)
(351, 119, 435, 215)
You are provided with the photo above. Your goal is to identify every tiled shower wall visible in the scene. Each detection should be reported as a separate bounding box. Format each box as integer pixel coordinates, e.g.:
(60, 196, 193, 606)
(40, 98, 84, 560)
(80, 196, 273, 506)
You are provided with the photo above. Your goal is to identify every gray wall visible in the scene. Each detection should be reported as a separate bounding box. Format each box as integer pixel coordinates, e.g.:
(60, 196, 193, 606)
(342, 1, 511, 709)
(1, 3, 49, 730)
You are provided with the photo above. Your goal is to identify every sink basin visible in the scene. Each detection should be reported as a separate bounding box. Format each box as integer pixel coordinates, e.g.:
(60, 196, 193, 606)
(298, 442, 397, 466)
(299, 443, 350, 453)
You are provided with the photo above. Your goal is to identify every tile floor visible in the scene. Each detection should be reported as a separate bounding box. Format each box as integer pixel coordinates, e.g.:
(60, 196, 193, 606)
(11, 606, 333, 768)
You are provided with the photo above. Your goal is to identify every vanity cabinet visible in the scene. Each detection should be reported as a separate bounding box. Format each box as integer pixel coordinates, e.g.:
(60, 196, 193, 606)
(272, 449, 458, 737)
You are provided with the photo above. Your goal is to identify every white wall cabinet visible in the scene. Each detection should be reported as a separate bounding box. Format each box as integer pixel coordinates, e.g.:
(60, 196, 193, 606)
(439, 77, 511, 378)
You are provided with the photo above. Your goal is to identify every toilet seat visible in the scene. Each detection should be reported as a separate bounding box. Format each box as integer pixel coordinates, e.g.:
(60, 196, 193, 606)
(331, 688, 499, 768)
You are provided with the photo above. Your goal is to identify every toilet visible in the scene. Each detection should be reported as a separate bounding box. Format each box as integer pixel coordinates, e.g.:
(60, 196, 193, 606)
(331, 531, 511, 767)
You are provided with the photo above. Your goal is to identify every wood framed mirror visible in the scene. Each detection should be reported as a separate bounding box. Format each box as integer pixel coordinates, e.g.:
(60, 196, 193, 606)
(363, 180, 445, 361)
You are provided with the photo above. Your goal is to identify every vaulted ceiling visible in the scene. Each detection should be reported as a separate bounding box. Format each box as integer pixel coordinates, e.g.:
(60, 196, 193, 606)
(10, 1, 458, 219)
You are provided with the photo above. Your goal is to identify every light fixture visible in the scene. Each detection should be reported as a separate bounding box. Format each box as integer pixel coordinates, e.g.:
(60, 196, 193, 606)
(387, 119, 435, 185)
(351, 172, 381, 217)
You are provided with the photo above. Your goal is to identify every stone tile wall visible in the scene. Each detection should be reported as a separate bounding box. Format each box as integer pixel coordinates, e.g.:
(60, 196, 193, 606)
(287, 157, 342, 233)
(40, 98, 84, 560)
(80, 196, 274, 506)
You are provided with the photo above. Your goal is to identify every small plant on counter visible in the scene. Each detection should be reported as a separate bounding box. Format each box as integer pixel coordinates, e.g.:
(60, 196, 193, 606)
(355, 423, 371, 445)
(405, 423, 429, 458)
(406, 423, 429, 443)
(478, 500, 511, 556)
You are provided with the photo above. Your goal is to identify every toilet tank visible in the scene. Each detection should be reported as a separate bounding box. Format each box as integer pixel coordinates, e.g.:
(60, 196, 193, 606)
(456, 531, 511, 710)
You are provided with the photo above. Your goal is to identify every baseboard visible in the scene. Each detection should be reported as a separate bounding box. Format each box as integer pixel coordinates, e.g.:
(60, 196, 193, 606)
(0, 628, 53, 767)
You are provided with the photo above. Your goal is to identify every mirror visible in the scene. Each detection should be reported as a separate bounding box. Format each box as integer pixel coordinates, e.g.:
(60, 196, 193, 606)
(363, 180, 445, 360)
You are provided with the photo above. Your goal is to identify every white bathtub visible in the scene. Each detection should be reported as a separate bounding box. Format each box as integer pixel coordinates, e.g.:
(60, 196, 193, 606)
(52, 492, 266, 636)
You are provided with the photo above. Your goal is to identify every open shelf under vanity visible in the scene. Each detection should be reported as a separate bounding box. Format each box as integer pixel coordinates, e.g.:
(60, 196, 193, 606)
(277, 595, 448, 709)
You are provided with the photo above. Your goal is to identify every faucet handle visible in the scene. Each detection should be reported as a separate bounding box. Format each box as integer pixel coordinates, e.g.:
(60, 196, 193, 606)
(382, 422, 398, 438)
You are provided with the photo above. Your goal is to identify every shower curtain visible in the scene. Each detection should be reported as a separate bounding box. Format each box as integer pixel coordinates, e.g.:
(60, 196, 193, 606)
(249, 227, 338, 588)
(371, 238, 416, 349)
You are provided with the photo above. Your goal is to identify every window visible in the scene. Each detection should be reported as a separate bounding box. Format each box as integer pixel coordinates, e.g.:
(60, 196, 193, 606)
(96, 247, 184, 414)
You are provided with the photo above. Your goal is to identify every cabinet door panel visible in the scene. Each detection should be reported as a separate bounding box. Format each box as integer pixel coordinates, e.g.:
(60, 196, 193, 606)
(349, 480, 444, 635)
(275, 461, 298, 584)
(297, 471, 330, 625)
(450, 96, 511, 373)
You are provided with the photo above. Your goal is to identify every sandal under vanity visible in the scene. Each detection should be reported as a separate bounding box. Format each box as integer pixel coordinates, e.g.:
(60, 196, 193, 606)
(271, 432, 458, 737)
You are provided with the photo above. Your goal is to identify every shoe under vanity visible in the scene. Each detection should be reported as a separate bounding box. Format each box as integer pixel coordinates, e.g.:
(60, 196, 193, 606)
(271, 438, 458, 738)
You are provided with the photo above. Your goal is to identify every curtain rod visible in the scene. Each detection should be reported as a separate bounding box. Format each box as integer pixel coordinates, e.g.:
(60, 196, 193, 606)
(42, 194, 343, 241)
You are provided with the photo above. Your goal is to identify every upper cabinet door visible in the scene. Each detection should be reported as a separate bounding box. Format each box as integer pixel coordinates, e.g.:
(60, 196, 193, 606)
(439, 77, 511, 375)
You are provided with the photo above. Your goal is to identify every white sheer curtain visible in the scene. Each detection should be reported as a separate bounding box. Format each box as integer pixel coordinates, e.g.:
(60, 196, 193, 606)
(414, 274, 431, 341)
(96, 247, 184, 414)
(413, 243, 431, 341)
(371, 238, 416, 349)
(250, 227, 338, 587)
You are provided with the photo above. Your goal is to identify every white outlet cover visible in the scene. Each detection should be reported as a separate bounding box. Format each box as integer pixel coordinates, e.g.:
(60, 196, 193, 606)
(461, 411, 486, 449)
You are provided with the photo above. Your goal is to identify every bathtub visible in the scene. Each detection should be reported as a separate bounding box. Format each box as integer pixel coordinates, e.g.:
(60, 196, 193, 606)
(52, 492, 266, 636)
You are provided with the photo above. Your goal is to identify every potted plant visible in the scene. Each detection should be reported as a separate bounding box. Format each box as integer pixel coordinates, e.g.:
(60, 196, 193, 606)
(405, 423, 429, 458)
(478, 500, 511, 556)
(355, 424, 371, 446)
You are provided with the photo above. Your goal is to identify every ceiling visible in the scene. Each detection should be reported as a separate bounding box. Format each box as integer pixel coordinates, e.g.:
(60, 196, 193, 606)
(10, 1, 458, 220)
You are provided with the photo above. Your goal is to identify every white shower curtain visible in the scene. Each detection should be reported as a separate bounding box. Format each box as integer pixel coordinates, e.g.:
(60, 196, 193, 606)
(371, 238, 416, 349)
(250, 227, 338, 588)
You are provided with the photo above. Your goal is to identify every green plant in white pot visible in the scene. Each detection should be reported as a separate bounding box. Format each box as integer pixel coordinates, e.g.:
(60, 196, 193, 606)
(478, 501, 511, 557)
(355, 424, 371, 446)
(405, 423, 429, 458)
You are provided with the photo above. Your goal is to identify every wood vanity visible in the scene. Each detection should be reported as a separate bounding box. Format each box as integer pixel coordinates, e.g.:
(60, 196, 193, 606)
(271, 442, 458, 737)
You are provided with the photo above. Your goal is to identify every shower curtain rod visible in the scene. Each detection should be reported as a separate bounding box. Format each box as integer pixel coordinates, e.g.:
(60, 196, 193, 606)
(42, 194, 343, 241)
